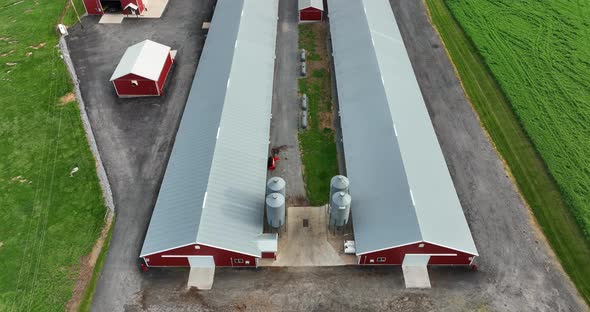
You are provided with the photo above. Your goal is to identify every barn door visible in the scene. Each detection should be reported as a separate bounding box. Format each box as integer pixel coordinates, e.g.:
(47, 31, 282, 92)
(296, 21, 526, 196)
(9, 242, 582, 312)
(83, 0, 103, 15)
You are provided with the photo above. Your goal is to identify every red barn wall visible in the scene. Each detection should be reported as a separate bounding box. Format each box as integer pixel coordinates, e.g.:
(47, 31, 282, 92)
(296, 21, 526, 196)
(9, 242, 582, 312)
(143, 244, 258, 267)
(156, 53, 174, 94)
(261, 252, 276, 260)
(83, 0, 103, 15)
(299, 8, 322, 21)
(113, 73, 159, 97)
(359, 242, 475, 266)
(121, 0, 145, 15)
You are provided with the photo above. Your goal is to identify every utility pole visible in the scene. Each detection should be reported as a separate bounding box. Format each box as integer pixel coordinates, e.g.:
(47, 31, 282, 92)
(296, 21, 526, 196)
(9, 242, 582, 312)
(69, 0, 83, 27)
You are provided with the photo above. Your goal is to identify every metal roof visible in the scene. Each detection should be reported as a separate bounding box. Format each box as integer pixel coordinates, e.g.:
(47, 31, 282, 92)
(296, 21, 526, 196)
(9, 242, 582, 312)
(329, 0, 478, 256)
(140, 0, 279, 258)
(299, 0, 323, 11)
(110, 40, 170, 81)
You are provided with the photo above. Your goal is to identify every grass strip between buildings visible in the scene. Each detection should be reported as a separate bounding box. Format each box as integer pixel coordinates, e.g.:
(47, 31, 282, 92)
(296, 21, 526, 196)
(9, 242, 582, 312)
(424, 0, 590, 305)
(298, 23, 338, 206)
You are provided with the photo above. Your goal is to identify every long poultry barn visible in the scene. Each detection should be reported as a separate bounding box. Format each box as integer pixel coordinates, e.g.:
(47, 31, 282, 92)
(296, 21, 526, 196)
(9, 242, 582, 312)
(328, 0, 478, 274)
(140, 0, 279, 285)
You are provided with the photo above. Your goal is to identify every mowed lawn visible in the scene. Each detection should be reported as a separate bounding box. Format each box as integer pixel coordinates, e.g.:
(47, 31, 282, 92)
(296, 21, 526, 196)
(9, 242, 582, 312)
(0, 0, 106, 310)
(425, 0, 590, 304)
(298, 24, 338, 205)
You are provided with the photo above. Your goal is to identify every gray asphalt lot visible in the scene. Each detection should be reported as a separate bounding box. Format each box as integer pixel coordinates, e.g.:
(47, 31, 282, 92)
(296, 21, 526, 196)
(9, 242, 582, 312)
(269, 0, 306, 202)
(67, 0, 587, 311)
(65, 1, 215, 310)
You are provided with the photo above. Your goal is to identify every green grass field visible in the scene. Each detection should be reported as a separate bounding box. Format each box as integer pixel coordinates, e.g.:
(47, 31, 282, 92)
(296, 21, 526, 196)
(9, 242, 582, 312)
(298, 24, 338, 206)
(425, 0, 590, 304)
(443, 0, 590, 240)
(63, 0, 86, 27)
(0, 0, 106, 310)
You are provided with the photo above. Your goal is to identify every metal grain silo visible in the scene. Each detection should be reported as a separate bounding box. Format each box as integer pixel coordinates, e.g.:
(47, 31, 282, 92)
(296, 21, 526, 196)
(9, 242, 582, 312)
(266, 193, 286, 228)
(267, 177, 286, 197)
(330, 175, 349, 196)
(329, 191, 351, 227)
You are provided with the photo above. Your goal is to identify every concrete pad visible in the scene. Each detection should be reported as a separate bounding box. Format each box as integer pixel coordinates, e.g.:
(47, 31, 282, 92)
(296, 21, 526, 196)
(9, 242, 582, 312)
(99, 14, 124, 24)
(402, 265, 431, 288)
(188, 257, 215, 290)
(263, 206, 356, 266)
(402, 254, 431, 288)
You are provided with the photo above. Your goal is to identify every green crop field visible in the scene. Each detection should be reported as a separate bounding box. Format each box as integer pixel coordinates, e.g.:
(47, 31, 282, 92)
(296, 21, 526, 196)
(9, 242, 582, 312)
(443, 0, 590, 239)
(425, 0, 590, 304)
(0, 0, 106, 310)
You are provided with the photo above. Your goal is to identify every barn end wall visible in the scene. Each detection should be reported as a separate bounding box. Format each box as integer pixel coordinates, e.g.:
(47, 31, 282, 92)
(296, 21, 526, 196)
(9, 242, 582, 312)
(143, 244, 258, 267)
(114, 73, 159, 97)
(83, 0, 103, 15)
(156, 54, 174, 94)
(359, 242, 475, 265)
(299, 7, 323, 21)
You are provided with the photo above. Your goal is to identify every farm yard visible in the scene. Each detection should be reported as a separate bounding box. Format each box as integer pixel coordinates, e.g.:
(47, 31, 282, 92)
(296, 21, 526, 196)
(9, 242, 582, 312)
(2, 0, 590, 310)
(0, 0, 106, 310)
(426, 0, 590, 304)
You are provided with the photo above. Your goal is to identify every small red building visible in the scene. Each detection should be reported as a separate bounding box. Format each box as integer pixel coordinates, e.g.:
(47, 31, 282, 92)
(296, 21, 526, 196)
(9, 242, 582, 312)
(83, 0, 145, 15)
(299, 0, 324, 22)
(110, 40, 174, 98)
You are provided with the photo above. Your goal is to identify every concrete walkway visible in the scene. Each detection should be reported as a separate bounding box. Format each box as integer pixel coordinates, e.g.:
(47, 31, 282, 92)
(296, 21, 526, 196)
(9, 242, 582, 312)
(188, 257, 215, 290)
(98, 14, 124, 24)
(402, 255, 431, 289)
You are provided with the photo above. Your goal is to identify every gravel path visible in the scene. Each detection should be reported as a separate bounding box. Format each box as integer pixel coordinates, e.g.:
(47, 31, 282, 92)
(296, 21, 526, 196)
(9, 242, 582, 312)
(269, 0, 306, 201)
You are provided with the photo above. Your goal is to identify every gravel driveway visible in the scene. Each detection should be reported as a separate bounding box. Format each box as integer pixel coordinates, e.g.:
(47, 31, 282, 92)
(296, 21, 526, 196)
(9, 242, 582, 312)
(268, 0, 306, 200)
(65, 1, 215, 310)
